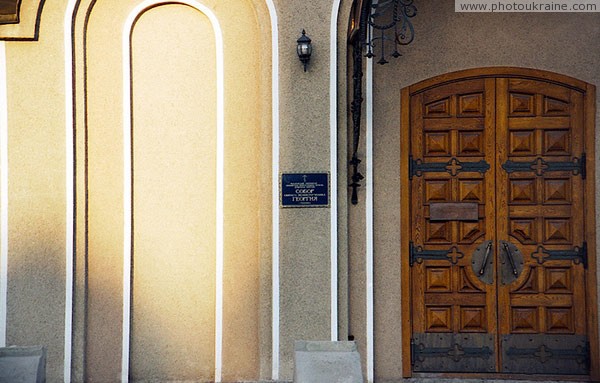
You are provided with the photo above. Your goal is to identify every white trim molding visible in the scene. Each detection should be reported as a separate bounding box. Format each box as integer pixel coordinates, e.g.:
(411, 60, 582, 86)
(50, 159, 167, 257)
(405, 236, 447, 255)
(365, 53, 374, 383)
(329, 0, 341, 343)
(264, 0, 281, 379)
(0, 41, 8, 350)
(122, 2, 224, 382)
(63, 1, 79, 380)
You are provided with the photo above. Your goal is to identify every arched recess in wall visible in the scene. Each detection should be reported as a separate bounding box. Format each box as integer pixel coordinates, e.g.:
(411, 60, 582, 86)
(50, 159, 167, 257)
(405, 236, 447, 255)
(68, 0, 274, 381)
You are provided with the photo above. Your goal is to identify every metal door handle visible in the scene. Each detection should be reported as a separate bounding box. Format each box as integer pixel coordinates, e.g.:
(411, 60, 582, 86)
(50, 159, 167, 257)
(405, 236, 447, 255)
(479, 241, 493, 275)
(471, 240, 493, 284)
(502, 242, 519, 276)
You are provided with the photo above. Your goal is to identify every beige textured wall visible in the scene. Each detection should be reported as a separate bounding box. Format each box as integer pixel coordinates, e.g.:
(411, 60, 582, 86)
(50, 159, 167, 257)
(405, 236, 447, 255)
(2, 0, 272, 381)
(343, 1, 600, 381)
(273, 0, 339, 378)
(130, 5, 217, 380)
(5, 0, 66, 381)
(84, 1, 127, 380)
(2, 0, 345, 381)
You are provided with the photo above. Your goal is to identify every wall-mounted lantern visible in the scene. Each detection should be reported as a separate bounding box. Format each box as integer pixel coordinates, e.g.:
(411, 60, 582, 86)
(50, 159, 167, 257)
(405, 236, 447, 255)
(296, 29, 312, 72)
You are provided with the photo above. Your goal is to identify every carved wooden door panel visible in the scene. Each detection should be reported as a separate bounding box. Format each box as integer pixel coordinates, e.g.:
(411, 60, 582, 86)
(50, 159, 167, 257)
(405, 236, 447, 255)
(405, 72, 596, 377)
(409, 78, 499, 373)
(496, 78, 589, 375)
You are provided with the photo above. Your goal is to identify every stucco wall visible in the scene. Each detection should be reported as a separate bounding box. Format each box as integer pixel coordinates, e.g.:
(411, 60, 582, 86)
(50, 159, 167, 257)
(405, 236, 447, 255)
(0, 0, 598, 382)
(4, 0, 67, 381)
(1, 0, 275, 382)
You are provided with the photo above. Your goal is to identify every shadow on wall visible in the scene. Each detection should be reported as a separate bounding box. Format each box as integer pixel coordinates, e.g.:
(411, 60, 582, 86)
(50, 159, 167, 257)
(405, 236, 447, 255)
(7, 207, 67, 382)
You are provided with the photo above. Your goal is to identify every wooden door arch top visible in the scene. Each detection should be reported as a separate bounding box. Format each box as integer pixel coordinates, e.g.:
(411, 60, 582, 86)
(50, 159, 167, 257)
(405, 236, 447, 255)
(405, 67, 591, 96)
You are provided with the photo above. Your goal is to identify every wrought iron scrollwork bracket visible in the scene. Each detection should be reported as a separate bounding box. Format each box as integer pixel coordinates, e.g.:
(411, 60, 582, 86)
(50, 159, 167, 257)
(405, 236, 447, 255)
(366, 0, 417, 64)
(349, 32, 366, 205)
(348, 0, 417, 205)
(348, 0, 370, 205)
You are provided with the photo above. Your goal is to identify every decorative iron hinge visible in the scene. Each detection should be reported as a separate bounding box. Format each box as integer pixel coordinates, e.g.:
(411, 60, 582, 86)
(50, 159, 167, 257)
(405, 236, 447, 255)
(409, 242, 464, 266)
(502, 334, 589, 374)
(415, 343, 493, 362)
(412, 333, 495, 372)
(505, 341, 589, 371)
(531, 242, 587, 269)
(502, 154, 586, 179)
(412, 338, 494, 363)
(409, 156, 490, 179)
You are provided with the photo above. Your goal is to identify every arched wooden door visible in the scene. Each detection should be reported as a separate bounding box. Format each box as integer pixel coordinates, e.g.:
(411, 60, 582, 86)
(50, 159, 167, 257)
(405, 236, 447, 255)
(400, 68, 598, 380)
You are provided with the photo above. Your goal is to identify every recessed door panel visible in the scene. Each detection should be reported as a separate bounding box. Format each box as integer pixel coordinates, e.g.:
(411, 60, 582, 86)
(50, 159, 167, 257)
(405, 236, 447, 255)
(496, 78, 588, 375)
(410, 79, 499, 372)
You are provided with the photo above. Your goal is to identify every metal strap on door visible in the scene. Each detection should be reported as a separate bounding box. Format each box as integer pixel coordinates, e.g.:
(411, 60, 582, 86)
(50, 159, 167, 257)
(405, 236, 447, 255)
(531, 243, 588, 268)
(409, 242, 464, 266)
(501, 154, 586, 179)
(409, 156, 490, 179)
(411, 333, 495, 373)
(502, 334, 590, 375)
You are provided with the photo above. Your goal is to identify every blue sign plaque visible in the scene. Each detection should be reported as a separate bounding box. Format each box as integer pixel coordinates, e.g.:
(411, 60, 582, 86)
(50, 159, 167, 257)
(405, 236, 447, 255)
(281, 173, 329, 208)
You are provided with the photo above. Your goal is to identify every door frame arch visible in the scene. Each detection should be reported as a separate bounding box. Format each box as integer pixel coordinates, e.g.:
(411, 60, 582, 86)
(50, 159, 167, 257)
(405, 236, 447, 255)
(400, 66, 598, 380)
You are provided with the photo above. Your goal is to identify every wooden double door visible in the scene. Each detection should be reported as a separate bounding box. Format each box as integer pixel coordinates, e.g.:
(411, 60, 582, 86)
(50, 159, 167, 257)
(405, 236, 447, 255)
(401, 69, 598, 378)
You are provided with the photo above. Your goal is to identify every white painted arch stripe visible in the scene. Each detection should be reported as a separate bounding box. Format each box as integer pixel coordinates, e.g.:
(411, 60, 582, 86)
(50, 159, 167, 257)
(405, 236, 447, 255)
(264, 0, 280, 379)
(330, 0, 341, 344)
(122, 2, 224, 382)
(63, 0, 78, 381)
(365, 53, 374, 383)
(0, 41, 8, 350)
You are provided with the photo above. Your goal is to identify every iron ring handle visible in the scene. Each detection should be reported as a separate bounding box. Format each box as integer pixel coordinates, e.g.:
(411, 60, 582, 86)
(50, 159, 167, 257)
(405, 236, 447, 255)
(502, 242, 519, 276)
(478, 241, 493, 275)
